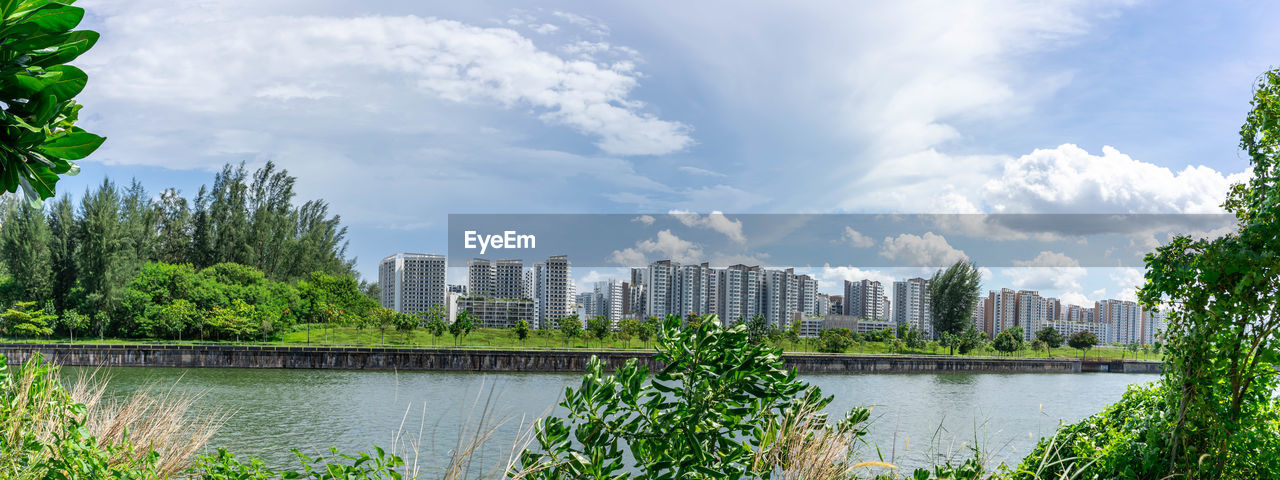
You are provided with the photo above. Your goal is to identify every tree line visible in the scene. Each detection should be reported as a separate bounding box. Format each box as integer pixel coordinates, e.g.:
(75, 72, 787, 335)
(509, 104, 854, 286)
(0, 161, 357, 330)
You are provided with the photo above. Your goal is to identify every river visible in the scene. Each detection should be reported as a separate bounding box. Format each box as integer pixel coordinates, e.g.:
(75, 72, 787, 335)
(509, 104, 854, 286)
(63, 366, 1157, 475)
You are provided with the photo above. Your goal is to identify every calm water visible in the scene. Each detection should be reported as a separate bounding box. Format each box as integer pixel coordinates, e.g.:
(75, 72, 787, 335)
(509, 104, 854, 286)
(63, 367, 1157, 474)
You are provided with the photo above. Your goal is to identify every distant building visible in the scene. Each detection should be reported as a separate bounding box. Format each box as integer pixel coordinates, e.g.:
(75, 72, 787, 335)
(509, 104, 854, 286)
(378, 253, 446, 316)
(844, 279, 887, 320)
(823, 314, 896, 335)
(716, 264, 762, 325)
(532, 255, 572, 328)
(456, 298, 534, 328)
(893, 277, 932, 337)
(468, 258, 525, 299)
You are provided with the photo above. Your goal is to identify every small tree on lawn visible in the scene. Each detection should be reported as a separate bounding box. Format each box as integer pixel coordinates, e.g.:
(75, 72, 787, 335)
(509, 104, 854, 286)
(449, 311, 474, 346)
(514, 319, 530, 345)
(617, 318, 639, 348)
(992, 327, 1023, 356)
(745, 314, 770, 345)
(1036, 326, 1064, 351)
(61, 310, 87, 343)
(393, 311, 417, 344)
(559, 315, 582, 347)
(1068, 330, 1098, 360)
(425, 318, 446, 347)
(637, 317, 656, 348)
(587, 315, 610, 348)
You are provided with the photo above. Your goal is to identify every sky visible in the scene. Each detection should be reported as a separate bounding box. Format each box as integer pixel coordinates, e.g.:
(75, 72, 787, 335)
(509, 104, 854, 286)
(60, 0, 1280, 307)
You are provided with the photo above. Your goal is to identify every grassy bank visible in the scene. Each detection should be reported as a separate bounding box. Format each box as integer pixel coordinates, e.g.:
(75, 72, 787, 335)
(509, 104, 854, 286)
(1, 325, 1163, 362)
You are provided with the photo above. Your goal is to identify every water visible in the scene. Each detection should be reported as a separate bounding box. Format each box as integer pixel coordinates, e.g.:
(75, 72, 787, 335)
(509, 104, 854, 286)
(64, 366, 1157, 474)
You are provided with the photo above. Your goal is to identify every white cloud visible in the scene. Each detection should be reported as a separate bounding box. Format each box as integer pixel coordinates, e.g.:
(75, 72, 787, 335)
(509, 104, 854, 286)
(1109, 267, 1145, 292)
(878, 232, 967, 266)
(552, 11, 609, 36)
(840, 226, 875, 248)
(983, 144, 1251, 213)
(814, 264, 896, 292)
(667, 210, 746, 244)
(1060, 291, 1091, 307)
(608, 230, 704, 266)
(630, 214, 655, 226)
(1005, 251, 1088, 291)
(83, 9, 691, 157)
(677, 166, 727, 178)
(531, 23, 559, 34)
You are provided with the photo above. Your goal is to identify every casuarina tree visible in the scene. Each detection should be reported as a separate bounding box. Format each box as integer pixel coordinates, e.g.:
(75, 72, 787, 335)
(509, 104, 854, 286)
(928, 260, 982, 354)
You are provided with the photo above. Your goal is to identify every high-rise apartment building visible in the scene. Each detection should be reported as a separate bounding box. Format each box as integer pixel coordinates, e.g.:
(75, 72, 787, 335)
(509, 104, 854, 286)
(797, 275, 819, 316)
(844, 279, 887, 320)
(763, 268, 798, 328)
(892, 277, 932, 337)
(985, 288, 1017, 337)
(467, 258, 494, 297)
(716, 264, 761, 325)
(532, 255, 572, 328)
(378, 253, 446, 316)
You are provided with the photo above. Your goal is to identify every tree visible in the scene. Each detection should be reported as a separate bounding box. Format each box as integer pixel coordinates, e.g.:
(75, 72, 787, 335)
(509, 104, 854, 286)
(786, 319, 801, 347)
(637, 317, 656, 347)
(928, 260, 982, 355)
(393, 311, 417, 344)
(61, 309, 86, 343)
(896, 323, 926, 350)
(617, 318, 639, 348)
(816, 328, 854, 353)
(75, 179, 138, 316)
(558, 315, 582, 347)
(1036, 326, 1064, 350)
(745, 314, 770, 345)
(956, 326, 985, 355)
(513, 319, 530, 345)
(513, 315, 872, 479)
(0, 0, 105, 202)
(372, 307, 396, 344)
(0, 200, 53, 303)
(0, 301, 54, 337)
(1030, 339, 1046, 355)
(449, 311, 474, 346)
(587, 315, 610, 348)
(993, 327, 1024, 356)
(425, 318, 445, 347)
(47, 195, 76, 312)
(1067, 331, 1097, 360)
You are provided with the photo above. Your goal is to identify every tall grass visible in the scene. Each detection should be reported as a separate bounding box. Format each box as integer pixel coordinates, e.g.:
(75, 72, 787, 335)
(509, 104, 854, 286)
(67, 369, 229, 477)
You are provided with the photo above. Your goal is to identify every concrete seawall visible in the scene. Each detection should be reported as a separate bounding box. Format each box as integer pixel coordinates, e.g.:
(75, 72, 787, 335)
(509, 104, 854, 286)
(0, 343, 1159, 374)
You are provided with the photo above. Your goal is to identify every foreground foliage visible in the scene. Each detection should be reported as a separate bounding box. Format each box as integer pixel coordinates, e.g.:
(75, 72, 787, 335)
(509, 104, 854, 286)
(0, 0, 104, 202)
(512, 315, 886, 479)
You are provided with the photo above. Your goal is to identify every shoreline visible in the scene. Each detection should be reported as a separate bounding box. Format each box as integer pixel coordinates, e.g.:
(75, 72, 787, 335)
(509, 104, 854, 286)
(0, 342, 1160, 374)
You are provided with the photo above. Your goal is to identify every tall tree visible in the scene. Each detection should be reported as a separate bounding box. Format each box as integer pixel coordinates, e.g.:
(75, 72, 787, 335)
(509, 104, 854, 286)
(0, 201, 53, 303)
(190, 185, 214, 268)
(75, 179, 137, 317)
(1137, 68, 1280, 476)
(120, 179, 158, 263)
(153, 188, 192, 264)
(47, 195, 77, 312)
(928, 260, 982, 355)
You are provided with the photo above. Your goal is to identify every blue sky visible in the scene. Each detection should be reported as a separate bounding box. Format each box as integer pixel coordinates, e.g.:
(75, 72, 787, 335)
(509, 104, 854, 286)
(61, 0, 1279, 306)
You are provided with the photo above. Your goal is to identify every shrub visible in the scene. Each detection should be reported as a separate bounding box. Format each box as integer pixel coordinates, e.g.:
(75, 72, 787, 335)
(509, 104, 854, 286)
(512, 315, 879, 479)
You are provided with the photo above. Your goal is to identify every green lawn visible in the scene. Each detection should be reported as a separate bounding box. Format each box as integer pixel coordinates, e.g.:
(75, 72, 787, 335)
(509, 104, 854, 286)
(2, 325, 1163, 361)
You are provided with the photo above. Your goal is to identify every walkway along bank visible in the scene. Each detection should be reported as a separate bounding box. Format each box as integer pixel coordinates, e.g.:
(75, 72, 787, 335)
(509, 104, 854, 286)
(0, 343, 1161, 374)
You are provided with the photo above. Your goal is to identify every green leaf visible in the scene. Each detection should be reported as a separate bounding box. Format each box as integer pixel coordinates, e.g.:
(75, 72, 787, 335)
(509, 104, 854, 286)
(17, 4, 84, 33)
(29, 30, 98, 67)
(37, 130, 104, 160)
(38, 64, 85, 100)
